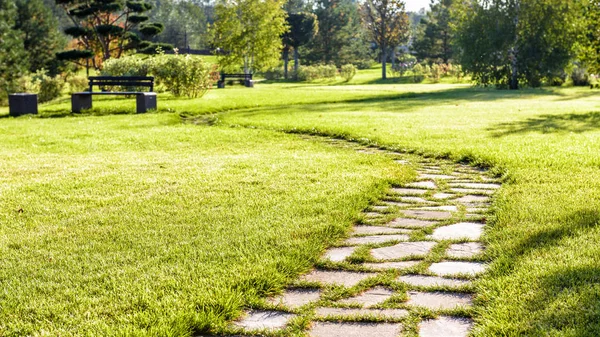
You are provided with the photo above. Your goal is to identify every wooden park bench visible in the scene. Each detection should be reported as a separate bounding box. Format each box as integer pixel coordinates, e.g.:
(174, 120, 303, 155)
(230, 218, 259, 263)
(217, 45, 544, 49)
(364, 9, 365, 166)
(71, 76, 157, 113)
(217, 73, 253, 88)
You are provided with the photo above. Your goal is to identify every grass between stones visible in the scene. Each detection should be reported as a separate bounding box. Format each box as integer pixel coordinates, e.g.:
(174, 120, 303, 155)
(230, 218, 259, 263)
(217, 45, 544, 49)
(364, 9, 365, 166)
(0, 114, 409, 335)
(1, 70, 600, 335)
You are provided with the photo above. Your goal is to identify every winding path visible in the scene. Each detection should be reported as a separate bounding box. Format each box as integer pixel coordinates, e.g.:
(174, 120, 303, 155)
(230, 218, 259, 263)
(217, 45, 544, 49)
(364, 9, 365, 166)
(214, 140, 500, 337)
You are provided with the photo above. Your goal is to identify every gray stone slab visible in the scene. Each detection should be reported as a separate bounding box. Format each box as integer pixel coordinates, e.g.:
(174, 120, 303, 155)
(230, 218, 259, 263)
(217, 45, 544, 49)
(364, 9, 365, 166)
(383, 201, 413, 208)
(420, 205, 459, 212)
(397, 275, 472, 288)
(407, 181, 437, 189)
(456, 195, 490, 204)
(449, 182, 501, 190)
(406, 291, 473, 310)
(309, 322, 402, 337)
(401, 196, 432, 203)
(300, 270, 376, 288)
(450, 188, 494, 195)
(446, 242, 484, 258)
(429, 261, 488, 276)
(403, 210, 454, 220)
(234, 310, 295, 330)
(339, 287, 394, 307)
(315, 307, 409, 319)
(388, 218, 438, 228)
(324, 247, 357, 262)
(268, 289, 322, 309)
(432, 193, 455, 200)
(430, 222, 484, 241)
(419, 316, 473, 337)
(353, 226, 411, 235)
(362, 261, 420, 271)
(392, 188, 428, 195)
(364, 212, 384, 218)
(371, 241, 437, 260)
(346, 234, 409, 246)
(418, 174, 458, 180)
(372, 205, 391, 212)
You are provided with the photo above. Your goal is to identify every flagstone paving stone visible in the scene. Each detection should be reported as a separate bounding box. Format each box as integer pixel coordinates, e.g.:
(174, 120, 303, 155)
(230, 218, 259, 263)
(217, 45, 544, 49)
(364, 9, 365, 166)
(429, 261, 488, 276)
(400, 196, 432, 203)
(346, 234, 409, 245)
(300, 270, 376, 288)
(364, 212, 384, 218)
(450, 188, 494, 195)
(392, 188, 428, 195)
(446, 242, 484, 258)
(456, 195, 490, 204)
(418, 174, 458, 180)
(432, 193, 456, 199)
(407, 181, 437, 189)
(397, 275, 472, 288)
(388, 218, 438, 228)
(352, 226, 412, 235)
(371, 242, 437, 260)
(309, 322, 403, 337)
(234, 310, 296, 331)
(430, 222, 484, 240)
(339, 287, 394, 307)
(403, 210, 454, 220)
(362, 261, 420, 271)
(419, 316, 474, 337)
(406, 291, 473, 310)
(382, 201, 413, 208)
(268, 289, 322, 309)
(420, 205, 460, 212)
(371, 205, 391, 212)
(315, 307, 409, 320)
(449, 182, 501, 190)
(324, 247, 357, 262)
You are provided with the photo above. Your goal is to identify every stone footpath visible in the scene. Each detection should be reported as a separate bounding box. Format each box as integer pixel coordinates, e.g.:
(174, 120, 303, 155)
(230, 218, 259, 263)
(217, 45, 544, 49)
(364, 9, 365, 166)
(208, 143, 500, 337)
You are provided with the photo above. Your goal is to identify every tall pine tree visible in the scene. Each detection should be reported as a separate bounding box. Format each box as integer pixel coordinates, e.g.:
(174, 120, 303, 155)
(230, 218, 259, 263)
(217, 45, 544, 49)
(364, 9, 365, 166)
(0, 0, 27, 103)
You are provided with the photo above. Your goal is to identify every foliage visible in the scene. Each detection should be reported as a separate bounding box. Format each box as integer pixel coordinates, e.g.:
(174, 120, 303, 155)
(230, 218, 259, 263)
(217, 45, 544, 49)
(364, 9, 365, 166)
(0, 1, 27, 105)
(296, 64, 337, 81)
(411, 63, 425, 82)
(361, 0, 410, 79)
(147, 0, 208, 49)
(411, 0, 455, 63)
(103, 54, 217, 98)
(56, 0, 169, 70)
(354, 59, 374, 69)
(455, 0, 582, 89)
(305, 0, 371, 66)
(283, 12, 318, 78)
(340, 64, 357, 81)
(263, 68, 285, 80)
(578, 0, 600, 74)
(65, 74, 89, 94)
(391, 52, 416, 77)
(14, 70, 64, 103)
(570, 65, 590, 86)
(14, 0, 66, 75)
(211, 0, 288, 74)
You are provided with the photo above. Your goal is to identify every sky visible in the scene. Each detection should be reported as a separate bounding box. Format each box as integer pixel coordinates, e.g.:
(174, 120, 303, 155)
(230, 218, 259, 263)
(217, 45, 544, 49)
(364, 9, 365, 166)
(404, 0, 430, 12)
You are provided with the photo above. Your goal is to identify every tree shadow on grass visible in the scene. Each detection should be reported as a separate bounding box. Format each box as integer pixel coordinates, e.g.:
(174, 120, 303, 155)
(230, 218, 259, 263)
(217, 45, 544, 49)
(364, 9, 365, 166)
(488, 111, 600, 137)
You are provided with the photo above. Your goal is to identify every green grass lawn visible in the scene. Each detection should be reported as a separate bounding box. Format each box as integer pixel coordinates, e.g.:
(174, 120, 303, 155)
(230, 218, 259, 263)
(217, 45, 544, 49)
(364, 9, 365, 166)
(2, 68, 600, 336)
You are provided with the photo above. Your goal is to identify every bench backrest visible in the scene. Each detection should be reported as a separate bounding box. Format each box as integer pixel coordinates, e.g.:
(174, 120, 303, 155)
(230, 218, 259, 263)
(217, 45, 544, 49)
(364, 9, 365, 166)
(88, 76, 154, 92)
(220, 73, 253, 81)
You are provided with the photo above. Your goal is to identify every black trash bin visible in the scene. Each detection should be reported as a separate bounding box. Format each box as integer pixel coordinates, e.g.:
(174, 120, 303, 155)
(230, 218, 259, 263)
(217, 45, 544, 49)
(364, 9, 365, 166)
(9, 93, 38, 116)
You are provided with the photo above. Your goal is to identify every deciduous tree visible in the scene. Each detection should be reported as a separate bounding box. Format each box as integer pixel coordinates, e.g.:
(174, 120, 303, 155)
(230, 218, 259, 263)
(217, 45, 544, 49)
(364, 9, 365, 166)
(0, 0, 27, 102)
(361, 0, 410, 79)
(411, 0, 454, 63)
(211, 0, 288, 74)
(282, 12, 318, 78)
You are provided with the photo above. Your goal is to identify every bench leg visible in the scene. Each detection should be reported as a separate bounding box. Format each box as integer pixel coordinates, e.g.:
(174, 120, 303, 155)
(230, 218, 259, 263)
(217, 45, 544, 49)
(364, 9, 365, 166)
(136, 92, 157, 113)
(72, 93, 92, 113)
(245, 79, 254, 88)
(217, 81, 225, 88)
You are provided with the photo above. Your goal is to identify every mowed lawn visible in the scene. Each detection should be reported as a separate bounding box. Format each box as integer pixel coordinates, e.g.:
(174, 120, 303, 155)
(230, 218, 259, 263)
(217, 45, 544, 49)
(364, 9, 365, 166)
(1, 68, 600, 336)
(0, 113, 407, 335)
(216, 84, 600, 336)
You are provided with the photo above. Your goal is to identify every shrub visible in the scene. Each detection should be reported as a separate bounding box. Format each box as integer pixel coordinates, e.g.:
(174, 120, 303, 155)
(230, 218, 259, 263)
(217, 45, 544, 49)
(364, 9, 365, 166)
(297, 65, 320, 81)
(150, 55, 216, 98)
(340, 64, 357, 82)
(449, 64, 463, 82)
(412, 64, 425, 83)
(263, 68, 284, 80)
(430, 64, 441, 83)
(65, 75, 89, 94)
(354, 59, 374, 70)
(14, 70, 64, 103)
(102, 56, 150, 77)
(319, 64, 337, 79)
(571, 66, 589, 86)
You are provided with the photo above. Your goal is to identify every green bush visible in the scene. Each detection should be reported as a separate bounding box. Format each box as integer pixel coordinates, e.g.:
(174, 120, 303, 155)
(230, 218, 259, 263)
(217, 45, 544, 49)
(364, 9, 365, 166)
(319, 65, 337, 79)
(263, 68, 284, 80)
(340, 64, 357, 82)
(102, 56, 151, 77)
(354, 59, 374, 70)
(412, 64, 425, 83)
(14, 70, 64, 103)
(65, 75, 89, 94)
(297, 64, 337, 82)
(571, 66, 589, 86)
(150, 55, 217, 98)
(430, 64, 441, 83)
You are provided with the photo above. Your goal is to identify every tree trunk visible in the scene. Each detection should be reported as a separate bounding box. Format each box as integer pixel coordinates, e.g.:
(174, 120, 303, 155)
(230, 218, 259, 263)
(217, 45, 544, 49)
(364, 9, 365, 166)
(382, 43, 387, 80)
(510, 47, 518, 90)
(283, 47, 289, 79)
(294, 48, 300, 79)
